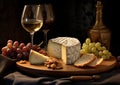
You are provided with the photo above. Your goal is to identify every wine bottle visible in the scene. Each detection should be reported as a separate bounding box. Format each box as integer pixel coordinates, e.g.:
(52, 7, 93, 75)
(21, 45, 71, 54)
(88, 1, 111, 50)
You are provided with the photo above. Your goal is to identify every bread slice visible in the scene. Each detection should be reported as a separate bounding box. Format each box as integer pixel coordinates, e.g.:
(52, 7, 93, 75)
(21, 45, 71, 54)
(87, 57, 104, 67)
(74, 53, 96, 67)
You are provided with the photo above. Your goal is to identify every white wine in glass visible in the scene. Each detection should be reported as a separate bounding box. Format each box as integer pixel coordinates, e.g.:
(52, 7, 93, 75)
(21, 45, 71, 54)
(21, 5, 43, 45)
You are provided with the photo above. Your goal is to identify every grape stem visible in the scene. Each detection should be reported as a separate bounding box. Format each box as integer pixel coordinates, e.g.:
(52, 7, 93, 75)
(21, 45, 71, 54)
(38, 41, 43, 47)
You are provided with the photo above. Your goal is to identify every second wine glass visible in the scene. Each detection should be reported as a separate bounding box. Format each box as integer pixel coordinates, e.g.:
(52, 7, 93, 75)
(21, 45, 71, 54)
(41, 4, 54, 50)
(21, 5, 43, 45)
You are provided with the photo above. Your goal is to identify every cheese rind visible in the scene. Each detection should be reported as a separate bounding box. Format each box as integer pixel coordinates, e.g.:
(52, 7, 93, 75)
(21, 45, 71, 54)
(47, 40, 61, 58)
(47, 37, 81, 64)
(29, 50, 49, 65)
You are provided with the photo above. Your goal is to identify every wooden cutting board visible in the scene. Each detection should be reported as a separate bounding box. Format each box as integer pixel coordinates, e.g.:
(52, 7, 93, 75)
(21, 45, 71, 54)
(16, 56, 117, 77)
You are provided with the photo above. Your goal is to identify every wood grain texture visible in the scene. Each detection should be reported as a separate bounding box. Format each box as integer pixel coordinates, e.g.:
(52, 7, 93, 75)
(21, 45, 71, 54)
(16, 56, 117, 77)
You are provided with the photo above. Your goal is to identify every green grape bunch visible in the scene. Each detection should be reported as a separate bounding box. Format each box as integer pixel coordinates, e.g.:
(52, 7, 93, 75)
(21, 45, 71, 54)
(80, 38, 112, 60)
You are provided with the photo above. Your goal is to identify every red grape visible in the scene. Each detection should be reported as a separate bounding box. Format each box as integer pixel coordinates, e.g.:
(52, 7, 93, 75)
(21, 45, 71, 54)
(116, 56, 120, 62)
(19, 43, 25, 49)
(32, 44, 38, 51)
(2, 51, 7, 56)
(26, 43, 32, 48)
(6, 48, 12, 55)
(1, 40, 42, 61)
(13, 41, 19, 47)
(12, 46, 17, 52)
(22, 46, 29, 52)
(7, 40, 13, 44)
(17, 53, 23, 60)
(1, 46, 7, 52)
(36, 46, 41, 52)
(23, 52, 29, 57)
(7, 43, 12, 48)
(115, 62, 120, 69)
(16, 48, 22, 53)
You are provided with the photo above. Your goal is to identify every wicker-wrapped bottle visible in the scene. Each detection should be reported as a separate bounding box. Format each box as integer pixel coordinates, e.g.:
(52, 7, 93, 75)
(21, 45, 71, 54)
(89, 1, 111, 50)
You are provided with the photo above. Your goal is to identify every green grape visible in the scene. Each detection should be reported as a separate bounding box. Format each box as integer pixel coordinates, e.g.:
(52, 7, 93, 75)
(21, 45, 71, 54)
(95, 42, 101, 48)
(91, 47, 96, 53)
(98, 51, 103, 57)
(97, 46, 102, 51)
(103, 50, 109, 55)
(85, 38, 91, 44)
(89, 43, 95, 48)
(88, 46, 92, 53)
(101, 46, 106, 50)
(101, 55, 107, 60)
(101, 49, 111, 60)
(94, 50, 99, 57)
(108, 52, 112, 57)
(80, 38, 111, 60)
(102, 54, 110, 60)
(105, 54, 110, 59)
(80, 49, 87, 54)
(82, 43, 89, 49)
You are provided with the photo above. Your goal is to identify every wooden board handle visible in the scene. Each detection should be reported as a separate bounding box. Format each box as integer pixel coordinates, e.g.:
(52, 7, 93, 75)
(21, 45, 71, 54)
(70, 75, 100, 81)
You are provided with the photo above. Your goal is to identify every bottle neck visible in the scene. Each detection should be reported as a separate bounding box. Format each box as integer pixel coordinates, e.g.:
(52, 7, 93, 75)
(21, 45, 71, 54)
(94, 1, 104, 28)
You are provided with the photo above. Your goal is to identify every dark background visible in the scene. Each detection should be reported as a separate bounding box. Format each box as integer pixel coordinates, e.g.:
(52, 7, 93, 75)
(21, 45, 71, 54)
(0, 0, 119, 56)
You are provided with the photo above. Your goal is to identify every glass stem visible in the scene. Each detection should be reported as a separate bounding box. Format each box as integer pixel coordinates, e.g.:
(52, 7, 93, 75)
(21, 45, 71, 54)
(30, 32, 34, 46)
(43, 29, 49, 51)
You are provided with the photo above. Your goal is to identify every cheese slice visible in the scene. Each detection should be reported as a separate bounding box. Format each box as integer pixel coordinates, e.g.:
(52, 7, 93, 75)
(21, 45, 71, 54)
(47, 37, 81, 64)
(29, 49, 49, 65)
(87, 57, 103, 67)
(74, 53, 96, 67)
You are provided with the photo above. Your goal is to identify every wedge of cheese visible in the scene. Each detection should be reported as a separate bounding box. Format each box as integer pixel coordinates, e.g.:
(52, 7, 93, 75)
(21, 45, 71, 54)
(29, 49, 49, 65)
(74, 53, 96, 67)
(47, 37, 81, 64)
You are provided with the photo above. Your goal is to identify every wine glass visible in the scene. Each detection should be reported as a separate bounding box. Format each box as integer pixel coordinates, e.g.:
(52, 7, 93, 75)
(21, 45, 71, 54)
(41, 4, 54, 50)
(21, 5, 43, 45)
